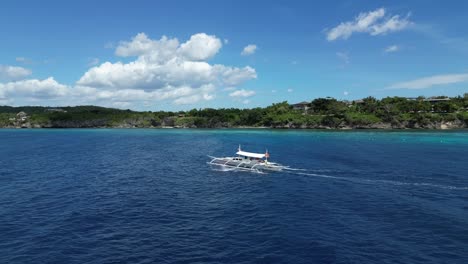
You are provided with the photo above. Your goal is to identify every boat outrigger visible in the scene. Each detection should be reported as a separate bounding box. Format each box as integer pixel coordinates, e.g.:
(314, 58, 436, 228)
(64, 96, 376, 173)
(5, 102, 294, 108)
(208, 145, 289, 172)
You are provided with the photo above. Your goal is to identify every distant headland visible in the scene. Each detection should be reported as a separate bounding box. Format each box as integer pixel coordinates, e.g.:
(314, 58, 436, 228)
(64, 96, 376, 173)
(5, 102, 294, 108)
(1, 94, 467, 129)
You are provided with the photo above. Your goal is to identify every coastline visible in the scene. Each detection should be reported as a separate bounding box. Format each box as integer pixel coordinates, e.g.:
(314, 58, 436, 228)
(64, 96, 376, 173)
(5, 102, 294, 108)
(1, 125, 466, 130)
(2, 100, 467, 130)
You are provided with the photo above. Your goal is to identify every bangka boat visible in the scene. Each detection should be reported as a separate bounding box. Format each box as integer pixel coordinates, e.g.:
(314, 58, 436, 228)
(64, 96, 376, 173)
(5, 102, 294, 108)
(208, 145, 288, 172)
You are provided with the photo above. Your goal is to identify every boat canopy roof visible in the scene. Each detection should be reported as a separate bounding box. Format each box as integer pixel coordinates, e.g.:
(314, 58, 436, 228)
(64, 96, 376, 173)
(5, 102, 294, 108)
(236, 150, 265, 158)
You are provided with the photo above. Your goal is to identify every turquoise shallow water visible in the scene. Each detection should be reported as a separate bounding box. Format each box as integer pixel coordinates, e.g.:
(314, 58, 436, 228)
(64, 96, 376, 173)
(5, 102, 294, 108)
(0, 129, 467, 263)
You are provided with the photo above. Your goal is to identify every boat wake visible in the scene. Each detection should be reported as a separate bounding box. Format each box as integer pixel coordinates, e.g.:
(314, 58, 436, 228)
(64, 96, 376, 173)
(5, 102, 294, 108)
(210, 164, 467, 190)
(207, 147, 467, 191)
(292, 171, 468, 191)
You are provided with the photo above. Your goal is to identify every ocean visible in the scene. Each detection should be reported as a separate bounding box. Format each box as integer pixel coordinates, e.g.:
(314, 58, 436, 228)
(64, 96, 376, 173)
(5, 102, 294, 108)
(0, 129, 467, 263)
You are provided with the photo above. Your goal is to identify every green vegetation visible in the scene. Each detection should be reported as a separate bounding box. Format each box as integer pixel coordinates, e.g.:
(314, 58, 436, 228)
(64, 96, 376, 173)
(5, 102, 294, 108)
(1, 95, 467, 129)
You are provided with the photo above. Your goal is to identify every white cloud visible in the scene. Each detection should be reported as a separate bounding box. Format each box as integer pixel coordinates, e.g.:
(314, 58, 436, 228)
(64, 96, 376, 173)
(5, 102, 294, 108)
(241, 44, 257, 56)
(77, 33, 256, 105)
(34, 81, 212, 108)
(115, 33, 179, 60)
(229, 89, 256, 98)
(384, 45, 399, 53)
(73, 84, 216, 105)
(115, 32, 222, 61)
(173, 84, 215, 105)
(178, 33, 222, 61)
(214, 65, 257, 86)
(343, 91, 349, 96)
(336, 52, 350, 64)
(287, 88, 293, 93)
(326, 8, 412, 41)
(78, 60, 214, 90)
(1, 33, 257, 108)
(386, 73, 468, 89)
(223, 87, 236, 91)
(76, 33, 256, 106)
(0, 65, 32, 81)
(370, 14, 411, 36)
(0, 77, 69, 99)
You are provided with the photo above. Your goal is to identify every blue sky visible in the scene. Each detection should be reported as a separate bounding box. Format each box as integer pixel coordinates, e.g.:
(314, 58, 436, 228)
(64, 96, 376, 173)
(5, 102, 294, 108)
(1, 0, 467, 110)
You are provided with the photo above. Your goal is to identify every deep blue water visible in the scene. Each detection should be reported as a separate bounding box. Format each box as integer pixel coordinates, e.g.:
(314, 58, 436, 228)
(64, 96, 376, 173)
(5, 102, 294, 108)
(0, 129, 467, 264)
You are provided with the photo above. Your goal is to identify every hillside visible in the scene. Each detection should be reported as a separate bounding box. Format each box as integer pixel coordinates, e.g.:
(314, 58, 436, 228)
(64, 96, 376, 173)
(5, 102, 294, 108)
(1, 95, 467, 129)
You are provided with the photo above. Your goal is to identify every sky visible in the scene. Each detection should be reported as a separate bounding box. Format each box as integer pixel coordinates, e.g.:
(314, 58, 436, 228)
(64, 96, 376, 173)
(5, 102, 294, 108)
(1, 0, 468, 111)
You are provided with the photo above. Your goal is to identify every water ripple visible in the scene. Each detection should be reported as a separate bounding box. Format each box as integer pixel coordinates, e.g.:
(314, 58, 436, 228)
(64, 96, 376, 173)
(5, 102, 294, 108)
(0, 129, 467, 264)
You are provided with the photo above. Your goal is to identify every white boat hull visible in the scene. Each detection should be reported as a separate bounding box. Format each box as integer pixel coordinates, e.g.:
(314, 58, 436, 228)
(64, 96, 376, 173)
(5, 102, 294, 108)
(208, 156, 286, 172)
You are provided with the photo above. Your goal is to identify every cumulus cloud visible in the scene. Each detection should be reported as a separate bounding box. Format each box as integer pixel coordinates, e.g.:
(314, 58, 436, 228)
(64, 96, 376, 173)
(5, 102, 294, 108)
(326, 8, 412, 41)
(73, 84, 216, 105)
(0, 77, 69, 99)
(115, 33, 180, 60)
(229, 89, 256, 98)
(229, 89, 256, 104)
(384, 45, 399, 53)
(1, 33, 257, 108)
(179, 33, 222, 61)
(114, 32, 222, 61)
(386, 73, 468, 89)
(214, 65, 257, 86)
(241, 44, 257, 56)
(0, 65, 32, 81)
(78, 33, 256, 100)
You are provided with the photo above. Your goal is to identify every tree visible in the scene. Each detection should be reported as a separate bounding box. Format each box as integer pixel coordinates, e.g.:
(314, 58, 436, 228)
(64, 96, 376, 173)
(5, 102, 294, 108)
(311, 98, 331, 113)
(433, 102, 459, 113)
(310, 98, 347, 115)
